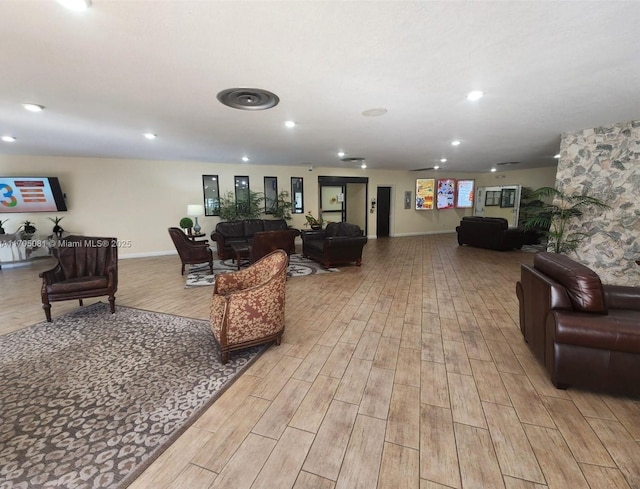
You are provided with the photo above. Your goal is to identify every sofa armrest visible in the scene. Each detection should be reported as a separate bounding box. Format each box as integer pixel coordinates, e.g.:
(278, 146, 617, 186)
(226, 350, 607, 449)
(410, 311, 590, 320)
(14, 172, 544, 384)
(301, 230, 326, 241)
(604, 285, 640, 311)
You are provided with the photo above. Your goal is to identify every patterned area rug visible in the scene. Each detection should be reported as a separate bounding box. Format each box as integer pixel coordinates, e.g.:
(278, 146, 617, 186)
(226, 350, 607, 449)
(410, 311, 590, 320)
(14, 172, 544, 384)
(0, 303, 264, 489)
(186, 253, 338, 287)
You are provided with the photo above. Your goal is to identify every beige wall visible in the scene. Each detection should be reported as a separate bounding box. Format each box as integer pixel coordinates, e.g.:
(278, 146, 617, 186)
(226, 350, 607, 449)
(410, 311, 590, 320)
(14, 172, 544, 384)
(0, 155, 557, 257)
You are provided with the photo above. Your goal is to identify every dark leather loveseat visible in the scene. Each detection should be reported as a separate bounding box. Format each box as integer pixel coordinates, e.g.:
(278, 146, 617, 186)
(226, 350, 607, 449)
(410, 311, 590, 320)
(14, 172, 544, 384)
(301, 221, 367, 268)
(516, 252, 640, 394)
(456, 216, 524, 251)
(211, 219, 296, 259)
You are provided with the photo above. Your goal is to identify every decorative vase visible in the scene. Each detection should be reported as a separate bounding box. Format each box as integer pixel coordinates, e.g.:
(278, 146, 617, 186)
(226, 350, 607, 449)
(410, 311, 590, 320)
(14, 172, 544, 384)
(311, 224, 322, 230)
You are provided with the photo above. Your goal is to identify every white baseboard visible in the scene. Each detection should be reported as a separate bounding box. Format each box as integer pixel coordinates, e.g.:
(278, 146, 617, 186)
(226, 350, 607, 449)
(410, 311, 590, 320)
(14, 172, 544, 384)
(119, 250, 177, 259)
(392, 230, 456, 237)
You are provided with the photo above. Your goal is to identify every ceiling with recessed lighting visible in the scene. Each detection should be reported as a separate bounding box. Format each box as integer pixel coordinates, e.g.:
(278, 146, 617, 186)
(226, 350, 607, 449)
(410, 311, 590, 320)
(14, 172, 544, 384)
(1, 1, 639, 172)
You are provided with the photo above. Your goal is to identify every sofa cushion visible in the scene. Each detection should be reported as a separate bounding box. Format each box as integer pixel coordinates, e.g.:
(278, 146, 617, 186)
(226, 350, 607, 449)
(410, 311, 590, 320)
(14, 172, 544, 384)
(339, 222, 363, 237)
(243, 219, 264, 237)
(325, 222, 340, 237)
(216, 221, 244, 238)
(47, 276, 108, 294)
(263, 219, 288, 231)
(534, 252, 607, 314)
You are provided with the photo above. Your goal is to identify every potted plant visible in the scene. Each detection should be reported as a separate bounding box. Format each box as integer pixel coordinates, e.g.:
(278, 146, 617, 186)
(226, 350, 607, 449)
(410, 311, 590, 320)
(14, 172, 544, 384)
(0, 218, 8, 235)
(522, 186, 610, 254)
(218, 190, 265, 221)
(48, 216, 65, 237)
(270, 190, 293, 221)
(21, 220, 36, 236)
(304, 211, 324, 230)
(179, 217, 193, 234)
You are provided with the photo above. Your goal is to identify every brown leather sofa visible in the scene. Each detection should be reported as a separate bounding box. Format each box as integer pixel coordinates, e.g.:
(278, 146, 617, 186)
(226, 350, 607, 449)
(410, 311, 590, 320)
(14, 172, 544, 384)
(210, 219, 293, 259)
(456, 216, 524, 251)
(516, 252, 640, 394)
(249, 229, 298, 263)
(302, 222, 367, 268)
(39, 235, 118, 322)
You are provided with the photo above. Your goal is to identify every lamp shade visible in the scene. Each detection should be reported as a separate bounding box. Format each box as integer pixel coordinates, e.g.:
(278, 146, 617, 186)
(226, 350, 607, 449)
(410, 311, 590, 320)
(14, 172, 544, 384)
(187, 204, 204, 216)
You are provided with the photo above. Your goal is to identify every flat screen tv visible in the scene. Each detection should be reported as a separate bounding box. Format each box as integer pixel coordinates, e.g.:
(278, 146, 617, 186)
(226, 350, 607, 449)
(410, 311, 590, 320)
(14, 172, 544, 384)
(0, 177, 67, 213)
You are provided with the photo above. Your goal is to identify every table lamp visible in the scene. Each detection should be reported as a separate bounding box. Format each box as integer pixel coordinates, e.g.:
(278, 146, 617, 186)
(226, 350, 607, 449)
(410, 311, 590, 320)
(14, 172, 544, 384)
(187, 204, 204, 234)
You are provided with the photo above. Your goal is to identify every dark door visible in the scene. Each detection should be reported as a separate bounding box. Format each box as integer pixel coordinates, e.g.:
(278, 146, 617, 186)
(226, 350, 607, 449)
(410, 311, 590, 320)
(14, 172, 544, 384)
(377, 187, 391, 237)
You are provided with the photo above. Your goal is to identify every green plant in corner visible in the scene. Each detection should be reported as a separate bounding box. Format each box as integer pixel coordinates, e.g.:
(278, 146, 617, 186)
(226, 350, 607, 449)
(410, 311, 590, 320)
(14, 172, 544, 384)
(218, 190, 265, 220)
(304, 211, 325, 229)
(522, 186, 611, 254)
(270, 190, 293, 221)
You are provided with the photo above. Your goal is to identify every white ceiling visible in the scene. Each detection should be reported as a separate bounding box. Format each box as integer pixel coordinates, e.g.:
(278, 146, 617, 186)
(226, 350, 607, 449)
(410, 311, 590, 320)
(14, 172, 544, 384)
(1, 1, 639, 172)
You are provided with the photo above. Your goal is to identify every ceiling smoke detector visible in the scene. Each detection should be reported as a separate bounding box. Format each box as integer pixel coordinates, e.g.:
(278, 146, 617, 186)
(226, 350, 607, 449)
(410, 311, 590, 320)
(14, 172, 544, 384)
(217, 88, 280, 111)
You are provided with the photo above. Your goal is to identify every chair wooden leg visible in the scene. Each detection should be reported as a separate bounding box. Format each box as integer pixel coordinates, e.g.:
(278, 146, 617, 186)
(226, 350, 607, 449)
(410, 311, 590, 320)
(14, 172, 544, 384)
(109, 296, 116, 313)
(275, 335, 282, 346)
(79, 299, 83, 306)
(43, 303, 52, 322)
(181, 264, 185, 275)
(209, 261, 213, 274)
(220, 351, 229, 364)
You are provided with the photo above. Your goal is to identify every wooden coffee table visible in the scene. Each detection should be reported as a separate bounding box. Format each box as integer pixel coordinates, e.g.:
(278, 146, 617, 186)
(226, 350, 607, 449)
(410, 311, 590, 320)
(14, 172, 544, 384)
(230, 242, 250, 270)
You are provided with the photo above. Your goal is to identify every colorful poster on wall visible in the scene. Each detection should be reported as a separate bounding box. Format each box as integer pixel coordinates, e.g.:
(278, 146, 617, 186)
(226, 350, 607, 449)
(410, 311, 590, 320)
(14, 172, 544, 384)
(456, 179, 475, 208)
(437, 178, 456, 209)
(415, 178, 435, 210)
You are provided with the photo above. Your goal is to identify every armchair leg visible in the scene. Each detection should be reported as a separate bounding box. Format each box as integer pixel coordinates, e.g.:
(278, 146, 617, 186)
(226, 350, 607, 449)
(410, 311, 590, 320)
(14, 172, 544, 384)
(356, 259, 362, 266)
(43, 303, 52, 322)
(109, 295, 116, 313)
(220, 351, 229, 364)
(79, 299, 83, 306)
(181, 264, 185, 275)
(275, 335, 282, 346)
(209, 261, 213, 274)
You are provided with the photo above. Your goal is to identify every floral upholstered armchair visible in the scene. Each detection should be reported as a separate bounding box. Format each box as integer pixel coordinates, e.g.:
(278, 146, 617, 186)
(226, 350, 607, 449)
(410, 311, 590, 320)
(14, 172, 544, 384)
(210, 249, 287, 363)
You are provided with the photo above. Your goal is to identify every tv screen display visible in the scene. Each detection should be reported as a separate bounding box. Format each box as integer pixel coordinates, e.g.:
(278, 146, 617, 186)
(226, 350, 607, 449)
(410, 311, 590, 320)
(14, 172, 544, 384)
(0, 177, 67, 213)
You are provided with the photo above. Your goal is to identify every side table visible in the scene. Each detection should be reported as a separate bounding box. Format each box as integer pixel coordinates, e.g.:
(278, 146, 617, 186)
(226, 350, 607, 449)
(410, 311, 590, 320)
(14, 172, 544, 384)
(230, 242, 250, 270)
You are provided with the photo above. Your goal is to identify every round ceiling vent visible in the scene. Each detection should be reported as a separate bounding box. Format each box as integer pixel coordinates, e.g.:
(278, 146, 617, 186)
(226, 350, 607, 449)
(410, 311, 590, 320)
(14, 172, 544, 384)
(217, 88, 280, 111)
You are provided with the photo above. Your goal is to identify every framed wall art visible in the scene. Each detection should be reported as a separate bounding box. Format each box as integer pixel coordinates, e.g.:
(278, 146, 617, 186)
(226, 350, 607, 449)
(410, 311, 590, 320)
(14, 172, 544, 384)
(415, 178, 435, 210)
(455, 179, 475, 208)
(436, 178, 456, 210)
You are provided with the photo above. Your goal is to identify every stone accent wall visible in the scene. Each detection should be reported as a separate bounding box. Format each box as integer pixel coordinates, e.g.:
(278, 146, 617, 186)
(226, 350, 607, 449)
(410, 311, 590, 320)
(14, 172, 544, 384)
(557, 120, 640, 286)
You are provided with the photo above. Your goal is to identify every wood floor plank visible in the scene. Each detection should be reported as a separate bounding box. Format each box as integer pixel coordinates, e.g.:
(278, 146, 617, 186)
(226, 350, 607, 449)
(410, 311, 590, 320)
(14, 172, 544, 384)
(482, 402, 545, 484)
(579, 463, 632, 489)
(335, 415, 386, 489)
(421, 332, 445, 363)
(292, 344, 334, 383)
(419, 404, 461, 488)
(378, 442, 420, 489)
(500, 372, 555, 428)
(395, 347, 421, 387)
(167, 464, 217, 489)
(470, 359, 511, 406)
(443, 340, 472, 375)
(503, 476, 548, 489)
(373, 336, 401, 370)
(293, 471, 336, 489)
(252, 378, 311, 439)
(289, 374, 340, 433)
(319, 342, 357, 378)
(448, 372, 487, 429)
(587, 417, 640, 488)
(524, 425, 589, 489)
(251, 427, 315, 489)
(358, 366, 395, 419)
(454, 423, 506, 489)
(302, 400, 359, 481)
(334, 357, 373, 405)
(420, 360, 450, 408)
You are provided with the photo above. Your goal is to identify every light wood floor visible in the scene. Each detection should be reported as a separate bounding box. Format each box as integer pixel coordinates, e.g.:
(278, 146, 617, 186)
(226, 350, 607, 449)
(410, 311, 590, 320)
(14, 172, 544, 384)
(2, 234, 640, 489)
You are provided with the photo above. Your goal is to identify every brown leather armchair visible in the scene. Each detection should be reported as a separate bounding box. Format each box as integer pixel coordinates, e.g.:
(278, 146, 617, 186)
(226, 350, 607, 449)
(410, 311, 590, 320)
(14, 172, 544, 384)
(39, 235, 118, 322)
(210, 249, 287, 363)
(249, 229, 299, 263)
(168, 227, 213, 275)
(302, 222, 368, 268)
(516, 252, 640, 394)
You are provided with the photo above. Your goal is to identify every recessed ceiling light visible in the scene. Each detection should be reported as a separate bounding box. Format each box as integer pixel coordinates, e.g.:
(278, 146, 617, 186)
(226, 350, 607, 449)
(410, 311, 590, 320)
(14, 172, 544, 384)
(467, 90, 484, 101)
(338, 152, 345, 158)
(242, 156, 250, 162)
(440, 158, 447, 163)
(143, 133, 156, 140)
(554, 153, 561, 159)
(23, 103, 45, 112)
(451, 140, 461, 146)
(2, 135, 16, 142)
(57, 0, 91, 11)
(360, 162, 367, 169)
(362, 108, 388, 117)
(284, 121, 296, 128)
(490, 168, 497, 172)
(434, 165, 440, 170)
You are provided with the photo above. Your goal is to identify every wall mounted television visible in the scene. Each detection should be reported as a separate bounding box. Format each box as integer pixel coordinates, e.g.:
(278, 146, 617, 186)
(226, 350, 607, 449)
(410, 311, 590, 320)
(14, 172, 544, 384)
(0, 177, 67, 213)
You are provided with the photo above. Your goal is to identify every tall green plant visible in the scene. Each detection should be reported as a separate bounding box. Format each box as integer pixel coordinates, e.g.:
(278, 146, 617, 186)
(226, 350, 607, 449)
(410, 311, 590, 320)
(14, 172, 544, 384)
(218, 190, 265, 220)
(270, 190, 293, 221)
(522, 186, 610, 254)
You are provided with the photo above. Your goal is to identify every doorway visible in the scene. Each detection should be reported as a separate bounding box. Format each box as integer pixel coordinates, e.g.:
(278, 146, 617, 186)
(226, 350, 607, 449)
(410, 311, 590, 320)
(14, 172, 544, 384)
(318, 176, 368, 234)
(376, 187, 391, 237)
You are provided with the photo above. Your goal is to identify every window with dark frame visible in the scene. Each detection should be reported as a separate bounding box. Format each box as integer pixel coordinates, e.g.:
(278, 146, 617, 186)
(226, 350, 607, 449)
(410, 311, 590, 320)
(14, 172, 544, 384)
(291, 177, 303, 214)
(264, 176, 277, 214)
(202, 175, 220, 216)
